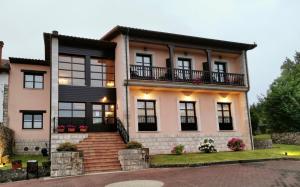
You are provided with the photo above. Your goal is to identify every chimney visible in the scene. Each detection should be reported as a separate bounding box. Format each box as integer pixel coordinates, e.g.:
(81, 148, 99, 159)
(0, 41, 3, 62)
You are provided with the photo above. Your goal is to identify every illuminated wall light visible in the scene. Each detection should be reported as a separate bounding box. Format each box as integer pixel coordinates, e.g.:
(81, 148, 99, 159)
(142, 89, 151, 99)
(106, 81, 115, 87)
(182, 91, 193, 101)
(101, 96, 108, 102)
(219, 93, 230, 102)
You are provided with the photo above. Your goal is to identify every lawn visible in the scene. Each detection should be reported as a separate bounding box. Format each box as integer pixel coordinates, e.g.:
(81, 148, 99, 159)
(151, 144, 300, 166)
(0, 155, 49, 170)
(254, 134, 271, 140)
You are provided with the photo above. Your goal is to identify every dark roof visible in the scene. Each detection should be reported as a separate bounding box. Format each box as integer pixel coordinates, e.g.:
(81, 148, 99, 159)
(0, 59, 10, 72)
(101, 26, 257, 51)
(44, 32, 117, 60)
(9, 57, 49, 66)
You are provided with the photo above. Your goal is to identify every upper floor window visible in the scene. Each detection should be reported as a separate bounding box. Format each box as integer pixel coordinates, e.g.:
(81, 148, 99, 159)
(134, 54, 152, 78)
(58, 55, 85, 86)
(177, 58, 191, 80)
(137, 100, 157, 131)
(180, 101, 197, 131)
(217, 102, 233, 130)
(22, 111, 44, 129)
(90, 59, 115, 87)
(24, 73, 44, 89)
(214, 62, 227, 82)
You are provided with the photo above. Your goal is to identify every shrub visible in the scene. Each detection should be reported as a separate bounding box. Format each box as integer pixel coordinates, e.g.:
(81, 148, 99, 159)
(126, 141, 143, 149)
(199, 138, 217, 153)
(171, 144, 185, 155)
(56, 142, 77, 152)
(227, 138, 245, 151)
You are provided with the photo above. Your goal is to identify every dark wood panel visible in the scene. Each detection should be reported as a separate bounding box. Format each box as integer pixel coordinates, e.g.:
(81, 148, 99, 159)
(59, 45, 115, 59)
(59, 86, 116, 103)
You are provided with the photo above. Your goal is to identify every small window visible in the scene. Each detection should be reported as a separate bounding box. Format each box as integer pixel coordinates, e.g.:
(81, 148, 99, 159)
(217, 102, 233, 130)
(179, 101, 197, 131)
(22, 112, 43, 129)
(24, 73, 44, 89)
(137, 100, 157, 131)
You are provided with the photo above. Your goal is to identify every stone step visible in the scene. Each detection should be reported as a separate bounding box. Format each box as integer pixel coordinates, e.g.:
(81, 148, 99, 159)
(84, 165, 121, 173)
(83, 155, 119, 160)
(77, 146, 126, 150)
(84, 161, 121, 168)
(78, 142, 125, 146)
(84, 158, 119, 164)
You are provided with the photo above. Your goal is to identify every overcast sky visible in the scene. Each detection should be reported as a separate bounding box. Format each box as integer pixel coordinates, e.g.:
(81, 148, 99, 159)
(1, 0, 299, 104)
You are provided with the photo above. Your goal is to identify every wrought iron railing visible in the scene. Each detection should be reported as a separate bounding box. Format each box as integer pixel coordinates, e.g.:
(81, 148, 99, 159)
(130, 65, 245, 86)
(116, 117, 129, 144)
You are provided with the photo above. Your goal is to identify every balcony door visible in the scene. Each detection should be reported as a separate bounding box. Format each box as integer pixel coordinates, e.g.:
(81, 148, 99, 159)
(177, 58, 191, 80)
(90, 104, 116, 132)
(136, 54, 152, 78)
(214, 62, 227, 82)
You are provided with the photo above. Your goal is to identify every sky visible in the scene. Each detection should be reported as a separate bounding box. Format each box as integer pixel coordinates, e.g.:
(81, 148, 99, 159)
(1, 0, 300, 104)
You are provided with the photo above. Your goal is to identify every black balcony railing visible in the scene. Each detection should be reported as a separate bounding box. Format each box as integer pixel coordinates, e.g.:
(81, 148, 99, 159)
(130, 65, 245, 86)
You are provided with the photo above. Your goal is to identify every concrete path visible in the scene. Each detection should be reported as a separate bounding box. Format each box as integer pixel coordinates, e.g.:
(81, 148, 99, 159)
(2, 160, 300, 187)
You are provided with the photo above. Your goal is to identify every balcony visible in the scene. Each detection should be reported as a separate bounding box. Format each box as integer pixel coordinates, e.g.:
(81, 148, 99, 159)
(130, 65, 245, 86)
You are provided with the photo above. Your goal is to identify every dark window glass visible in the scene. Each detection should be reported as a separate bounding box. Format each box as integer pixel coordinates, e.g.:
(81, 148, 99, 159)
(135, 54, 152, 77)
(217, 102, 233, 130)
(22, 112, 43, 129)
(137, 100, 157, 131)
(58, 102, 86, 127)
(92, 104, 115, 125)
(180, 101, 197, 131)
(177, 58, 191, 80)
(24, 73, 44, 89)
(58, 55, 85, 86)
(214, 62, 227, 82)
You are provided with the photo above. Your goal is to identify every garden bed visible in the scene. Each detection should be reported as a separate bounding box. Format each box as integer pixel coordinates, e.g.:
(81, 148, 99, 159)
(0, 155, 49, 170)
(151, 144, 300, 167)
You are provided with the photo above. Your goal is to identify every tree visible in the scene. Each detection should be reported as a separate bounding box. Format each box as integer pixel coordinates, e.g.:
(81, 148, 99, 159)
(261, 52, 300, 132)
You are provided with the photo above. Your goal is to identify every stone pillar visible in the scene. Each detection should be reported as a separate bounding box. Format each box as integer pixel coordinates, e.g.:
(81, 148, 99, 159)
(51, 31, 59, 134)
(2, 85, 8, 126)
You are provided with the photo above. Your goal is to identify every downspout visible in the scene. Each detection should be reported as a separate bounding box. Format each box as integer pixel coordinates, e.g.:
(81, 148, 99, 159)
(125, 29, 130, 140)
(244, 51, 254, 150)
(48, 35, 53, 157)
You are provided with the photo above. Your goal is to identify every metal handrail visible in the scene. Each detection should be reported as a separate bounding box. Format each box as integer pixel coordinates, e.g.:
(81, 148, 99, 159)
(116, 118, 129, 144)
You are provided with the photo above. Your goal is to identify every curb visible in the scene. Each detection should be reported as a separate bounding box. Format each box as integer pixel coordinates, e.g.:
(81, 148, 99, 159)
(150, 157, 300, 168)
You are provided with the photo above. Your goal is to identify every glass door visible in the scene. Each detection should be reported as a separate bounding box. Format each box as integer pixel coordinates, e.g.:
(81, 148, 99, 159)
(90, 104, 116, 132)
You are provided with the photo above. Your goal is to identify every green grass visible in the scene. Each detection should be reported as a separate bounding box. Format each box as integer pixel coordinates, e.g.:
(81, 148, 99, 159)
(254, 134, 271, 140)
(0, 155, 49, 170)
(151, 144, 300, 166)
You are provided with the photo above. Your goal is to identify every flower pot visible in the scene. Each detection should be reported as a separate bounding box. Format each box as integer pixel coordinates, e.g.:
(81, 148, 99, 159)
(67, 128, 76, 133)
(57, 128, 65, 133)
(12, 160, 22, 170)
(79, 128, 88, 133)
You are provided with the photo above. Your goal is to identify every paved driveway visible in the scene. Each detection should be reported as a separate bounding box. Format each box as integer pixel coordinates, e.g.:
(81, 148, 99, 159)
(2, 160, 300, 187)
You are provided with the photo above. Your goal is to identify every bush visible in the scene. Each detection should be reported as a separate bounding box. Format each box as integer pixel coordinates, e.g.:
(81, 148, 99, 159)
(199, 138, 217, 153)
(171, 144, 185, 155)
(56, 142, 77, 152)
(126, 141, 143, 149)
(227, 138, 245, 151)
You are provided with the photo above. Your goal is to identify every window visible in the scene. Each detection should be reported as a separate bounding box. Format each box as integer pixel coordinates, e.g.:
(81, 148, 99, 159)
(137, 100, 157, 131)
(177, 58, 191, 80)
(92, 104, 115, 125)
(90, 59, 114, 87)
(135, 54, 152, 77)
(58, 102, 86, 126)
(22, 112, 43, 129)
(217, 102, 233, 130)
(214, 62, 227, 82)
(24, 73, 44, 89)
(180, 101, 197, 131)
(58, 55, 85, 86)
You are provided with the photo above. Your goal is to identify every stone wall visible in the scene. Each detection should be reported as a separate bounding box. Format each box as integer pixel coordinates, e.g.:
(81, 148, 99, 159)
(51, 151, 83, 177)
(131, 132, 251, 155)
(15, 140, 48, 155)
(118, 149, 149, 171)
(0, 125, 14, 156)
(272, 132, 300, 145)
(2, 85, 8, 126)
(254, 139, 273, 149)
(51, 133, 88, 153)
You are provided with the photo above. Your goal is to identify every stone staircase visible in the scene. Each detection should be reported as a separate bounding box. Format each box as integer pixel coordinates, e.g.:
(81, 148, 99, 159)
(77, 132, 126, 173)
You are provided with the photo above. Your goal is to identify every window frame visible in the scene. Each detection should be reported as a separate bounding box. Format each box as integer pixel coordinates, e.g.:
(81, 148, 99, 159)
(23, 72, 44, 89)
(137, 99, 157, 131)
(90, 58, 115, 88)
(135, 53, 152, 78)
(217, 102, 233, 131)
(58, 102, 86, 119)
(21, 111, 44, 129)
(179, 101, 197, 131)
(177, 57, 192, 80)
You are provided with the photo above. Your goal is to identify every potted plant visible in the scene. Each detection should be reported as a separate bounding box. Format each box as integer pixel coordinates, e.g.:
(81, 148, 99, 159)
(57, 125, 65, 133)
(67, 125, 76, 133)
(12, 160, 22, 170)
(79, 125, 88, 133)
(56, 142, 78, 152)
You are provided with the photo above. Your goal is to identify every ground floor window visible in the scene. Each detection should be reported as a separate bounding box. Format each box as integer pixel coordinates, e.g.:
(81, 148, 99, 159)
(180, 101, 197, 131)
(22, 111, 44, 129)
(217, 102, 233, 130)
(58, 102, 86, 126)
(137, 100, 157, 131)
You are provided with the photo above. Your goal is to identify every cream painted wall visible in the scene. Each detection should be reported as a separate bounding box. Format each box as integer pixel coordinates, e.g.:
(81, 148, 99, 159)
(8, 63, 50, 140)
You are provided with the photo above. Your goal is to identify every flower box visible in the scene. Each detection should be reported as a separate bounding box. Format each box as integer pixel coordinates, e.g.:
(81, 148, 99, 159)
(57, 125, 65, 133)
(79, 125, 88, 133)
(12, 160, 22, 170)
(67, 125, 76, 133)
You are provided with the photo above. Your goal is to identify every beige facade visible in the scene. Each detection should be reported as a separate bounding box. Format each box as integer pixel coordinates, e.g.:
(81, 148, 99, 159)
(8, 63, 50, 154)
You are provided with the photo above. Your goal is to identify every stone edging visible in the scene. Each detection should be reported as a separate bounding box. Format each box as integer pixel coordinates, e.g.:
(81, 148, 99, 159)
(150, 157, 300, 168)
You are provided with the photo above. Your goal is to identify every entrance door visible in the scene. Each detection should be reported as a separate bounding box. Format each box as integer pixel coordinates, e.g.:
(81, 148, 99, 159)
(90, 104, 116, 132)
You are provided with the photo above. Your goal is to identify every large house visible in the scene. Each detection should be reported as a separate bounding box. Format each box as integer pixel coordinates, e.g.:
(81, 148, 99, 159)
(3, 26, 256, 172)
